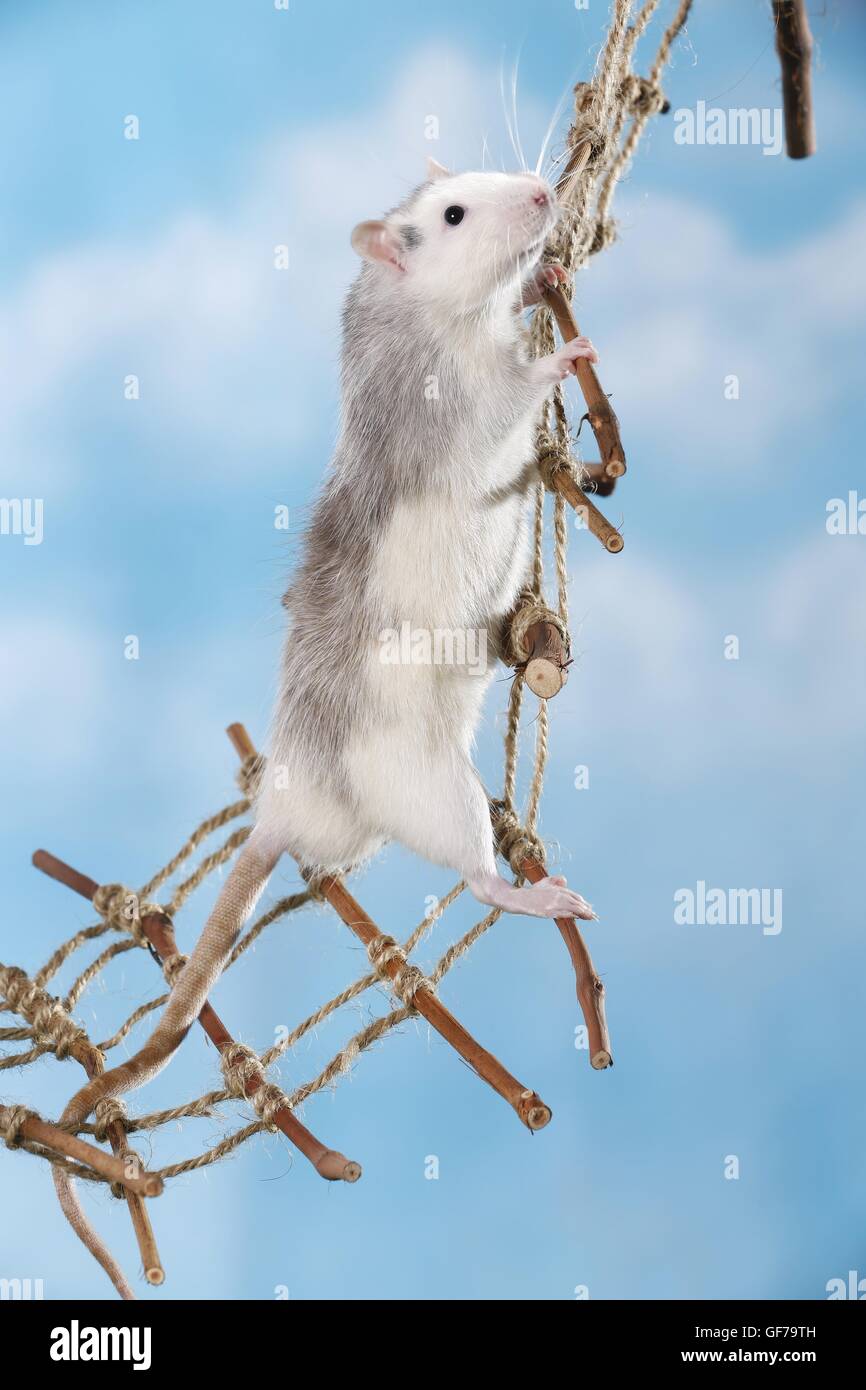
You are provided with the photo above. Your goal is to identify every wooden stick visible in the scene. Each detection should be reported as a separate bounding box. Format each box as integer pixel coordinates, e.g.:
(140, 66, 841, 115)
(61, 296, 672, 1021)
(773, 1, 816, 159)
(550, 463, 624, 553)
(522, 620, 569, 700)
(577, 462, 617, 498)
(554, 84, 594, 203)
(542, 283, 626, 481)
(0, 958, 164, 1284)
(317, 874, 551, 1131)
(226, 725, 551, 1132)
(0, 1104, 163, 1196)
(519, 858, 612, 1070)
(555, 138, 592, 205)
(32, 850, 362, 1185)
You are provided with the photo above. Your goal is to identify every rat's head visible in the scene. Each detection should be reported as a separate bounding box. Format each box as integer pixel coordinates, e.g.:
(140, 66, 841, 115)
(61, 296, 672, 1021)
(351, 158, 559, 313)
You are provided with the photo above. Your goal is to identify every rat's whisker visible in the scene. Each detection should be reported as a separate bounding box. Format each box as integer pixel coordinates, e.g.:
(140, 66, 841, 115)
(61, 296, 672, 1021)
(535, 68, 576, 177)
(544, 142, 576, 182)
(499, 55, 523, 172)
(510, 50, 529, 173)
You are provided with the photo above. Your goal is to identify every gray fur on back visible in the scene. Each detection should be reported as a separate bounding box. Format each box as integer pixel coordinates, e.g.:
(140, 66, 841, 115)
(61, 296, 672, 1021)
(274, 177, 545, 812)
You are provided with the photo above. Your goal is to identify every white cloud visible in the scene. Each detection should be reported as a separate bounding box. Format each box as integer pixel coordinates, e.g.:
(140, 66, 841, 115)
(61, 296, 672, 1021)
(563, 531, 866, 777)
(1, 41, 862, 495)
(0, 617, 108, 772)
(0, 45, 552, 489)
(576, 192, 866, 473)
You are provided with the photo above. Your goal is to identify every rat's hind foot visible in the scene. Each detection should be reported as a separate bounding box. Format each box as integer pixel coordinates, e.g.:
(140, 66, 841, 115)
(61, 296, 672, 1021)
(468, 871, 595, 921)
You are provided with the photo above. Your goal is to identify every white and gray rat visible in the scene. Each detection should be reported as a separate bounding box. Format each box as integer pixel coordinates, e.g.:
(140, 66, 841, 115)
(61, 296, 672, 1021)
(54, 157, 600, 1296)
(264, 156, 598, 918)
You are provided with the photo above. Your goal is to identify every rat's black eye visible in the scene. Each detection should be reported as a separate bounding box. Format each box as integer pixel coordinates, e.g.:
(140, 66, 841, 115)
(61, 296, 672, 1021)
(444, 205, 465, 226)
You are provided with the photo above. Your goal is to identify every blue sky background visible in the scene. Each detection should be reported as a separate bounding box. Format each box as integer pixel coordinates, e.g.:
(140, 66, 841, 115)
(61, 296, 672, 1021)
(1, 0, 864, 1301)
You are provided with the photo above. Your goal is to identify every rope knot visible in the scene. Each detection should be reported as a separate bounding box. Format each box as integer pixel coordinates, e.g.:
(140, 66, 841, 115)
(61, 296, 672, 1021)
(219, 1042, 288, 1129)
(220, 1041, 260, 1097)
(0, 965, 36, 1017)
(236, 753, 265, 798)
(299, 868, 336, 902)
(0, 965, 90, 1061)
(589, 217, 618, 255)
(2, 1104, 35, 1150)
(162, 952, 189, 986)
(93, 1097, 128, 1143)
(536, 436, 578, 494)
(366, 935, 430, 1007)
(567, 84, 607, 170)
(504, 587, 569, 668)
(490, 803, 546, 876)
(91, 883, 156, 945)
(620, 74, 668, 118)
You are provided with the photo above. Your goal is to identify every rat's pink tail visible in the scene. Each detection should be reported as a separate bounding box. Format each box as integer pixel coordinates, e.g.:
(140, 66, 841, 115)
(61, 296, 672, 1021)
(53, 831, 282, 1297)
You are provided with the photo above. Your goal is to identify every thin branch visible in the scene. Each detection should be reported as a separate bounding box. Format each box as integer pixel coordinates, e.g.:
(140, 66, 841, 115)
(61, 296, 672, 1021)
(518, 858, 612, 1069)
(542, 284, 627, 481)
(550, 461, 625, 553)
(0, 1105, 163, 1196)
(32, 850, 362, 1185)
(226, 726, 552, 1132)
(0, 963, 164, 1283)
(773, 1, 816, 159)
(316, 874, 552, 1130)
(522, 620, 570, 699)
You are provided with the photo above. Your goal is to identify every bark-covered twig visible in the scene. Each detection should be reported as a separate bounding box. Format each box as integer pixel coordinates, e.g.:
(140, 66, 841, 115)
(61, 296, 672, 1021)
(31, 849, 362, 1185)
(773, 1, 816, 159)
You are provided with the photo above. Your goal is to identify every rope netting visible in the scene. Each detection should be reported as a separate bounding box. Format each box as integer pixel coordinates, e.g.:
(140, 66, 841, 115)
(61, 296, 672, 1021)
(1, 0, 693, 1291)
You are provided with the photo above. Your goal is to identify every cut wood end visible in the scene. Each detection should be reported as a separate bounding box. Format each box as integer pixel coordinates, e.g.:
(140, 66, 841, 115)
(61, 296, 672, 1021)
(225, 722, 256, 761)
(316, 1148, 363, 1183)
(591, 1050, 613, 1070)
(519, 1090, 552, 1130)
(605, 534, 624, 554)
(524, 657, 566, 700)
(604, 460, 626, 479)
(142, 1176, 164, 1198)
(145, 1266, 165, 1286)
(527, 1103, 552, 1131)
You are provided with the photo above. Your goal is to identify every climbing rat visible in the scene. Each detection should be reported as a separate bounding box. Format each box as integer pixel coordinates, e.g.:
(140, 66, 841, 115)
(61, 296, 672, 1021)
(264, 156, 598, 919)
(54, 159, 599, 1296)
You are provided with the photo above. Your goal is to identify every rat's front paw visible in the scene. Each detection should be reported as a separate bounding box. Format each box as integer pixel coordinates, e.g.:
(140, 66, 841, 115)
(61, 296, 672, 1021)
(549, 335, 599, 379)
(521, 260, 568, 307)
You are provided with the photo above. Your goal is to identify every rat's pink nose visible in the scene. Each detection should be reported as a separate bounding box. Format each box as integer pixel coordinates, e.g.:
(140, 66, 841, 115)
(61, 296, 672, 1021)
(532, 189, 550, 206)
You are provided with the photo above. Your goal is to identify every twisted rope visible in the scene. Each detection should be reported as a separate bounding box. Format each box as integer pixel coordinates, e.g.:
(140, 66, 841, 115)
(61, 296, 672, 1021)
(1, 1104, 36, 1149)
(220, 1043, 289, 1129)
(366, 935, 431, 1006)
(0, 966, 90, 1062)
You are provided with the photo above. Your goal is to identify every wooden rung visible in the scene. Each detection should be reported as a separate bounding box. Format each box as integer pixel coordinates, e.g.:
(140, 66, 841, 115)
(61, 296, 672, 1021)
(317, 874, 551, 1131)
(773, 0, 816, 159)
(0, 957, 165, 1284)
(518, 858, 612, 1070)
(577, 462, 617, 498)
(549, 466, 624, 553)
(227, 727, 551, 1133)
(542, 283, 626, 481)
(0, 1103, 163, 1197)
(32, 850, 361, 1186)
(522, 620, 569, 700)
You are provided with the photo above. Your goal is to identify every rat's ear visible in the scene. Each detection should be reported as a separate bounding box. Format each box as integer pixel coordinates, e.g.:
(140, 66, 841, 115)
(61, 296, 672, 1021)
(426, 157, 451, 181)
(350, 220, 406, 271)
